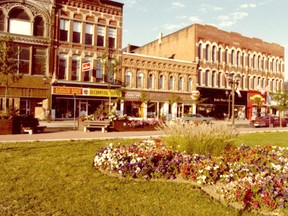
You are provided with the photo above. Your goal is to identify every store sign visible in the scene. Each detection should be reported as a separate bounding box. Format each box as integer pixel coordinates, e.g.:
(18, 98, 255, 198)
(52, 86, 120, 98)
(53, 87, 82, 95)
(82, 62, 91, 71)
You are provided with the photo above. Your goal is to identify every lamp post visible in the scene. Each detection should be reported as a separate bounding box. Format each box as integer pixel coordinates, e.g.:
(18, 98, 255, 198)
(43, 77, 52, 122)
(225, 90, 231, 121)
(226, 73, 241, 126)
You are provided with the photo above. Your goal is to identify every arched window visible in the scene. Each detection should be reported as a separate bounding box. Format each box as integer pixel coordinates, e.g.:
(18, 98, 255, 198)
(33, 16, 44, 36)
(258, 56, 261, 70)
(205, 44, 210, 61)
(169, 76, 174, 90)
(252, 54, 256, 68)
(159, 74, 164, 90)
(231, 50, 235, 65)
(178, 77, 183, 91)
(148, 73, 154, 89)
(218, 72, 222, 87)
(136, 71, 143, 88)
(242, 52, 245, 67)
(198, 43, 202, 60)
(198, 70, 202, 86)
(9, 8, 31, 35)
(0, 10, 5, 31)
(236, 51, 240, 66)
(225, 49, 229, 64)
(205, 70, 209, 86)
(212, 71, 216, 87)
(212, 46, 216, 62)
(58, 53, 68, 80)
(187, 78, 192, 92)
(247, 54, 251, 67)
(218, 47, 222, 63)
(125, 71, 132, 87)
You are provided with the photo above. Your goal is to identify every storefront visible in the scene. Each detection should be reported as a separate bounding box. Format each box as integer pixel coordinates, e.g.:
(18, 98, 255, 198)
(51, 86, 121, 120)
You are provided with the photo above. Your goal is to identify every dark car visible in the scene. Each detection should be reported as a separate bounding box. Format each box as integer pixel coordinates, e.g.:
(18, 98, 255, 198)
(250, 115, 287, 127)
(180, 114, 213, 124)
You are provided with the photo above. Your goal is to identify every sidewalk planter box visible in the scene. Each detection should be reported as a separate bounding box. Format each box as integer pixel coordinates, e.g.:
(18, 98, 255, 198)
(0, 118, 21, 135)
(112, 120, 157, 132)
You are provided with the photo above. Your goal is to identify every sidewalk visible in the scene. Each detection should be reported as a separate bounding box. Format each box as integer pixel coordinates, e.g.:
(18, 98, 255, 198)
(0, 119, 251, 143)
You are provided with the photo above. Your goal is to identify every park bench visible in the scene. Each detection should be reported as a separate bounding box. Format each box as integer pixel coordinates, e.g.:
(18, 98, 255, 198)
(83, 120, 111, 133)
(21, 118, 47, 135)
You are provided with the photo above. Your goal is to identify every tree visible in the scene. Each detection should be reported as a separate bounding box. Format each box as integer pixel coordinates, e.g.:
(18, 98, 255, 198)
(97, 50, 119, 83)
(0, 37, 22, 112)
(270, 89, 288, 125)
(250, 94, 265, 117)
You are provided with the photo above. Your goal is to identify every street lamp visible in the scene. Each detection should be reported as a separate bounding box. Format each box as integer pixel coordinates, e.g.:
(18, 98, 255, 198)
(225, 90, 231, 121)
(226, 73, 241, 126)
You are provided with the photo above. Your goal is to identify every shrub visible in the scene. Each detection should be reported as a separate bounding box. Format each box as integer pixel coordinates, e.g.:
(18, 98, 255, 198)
(158, 122, 238, 156)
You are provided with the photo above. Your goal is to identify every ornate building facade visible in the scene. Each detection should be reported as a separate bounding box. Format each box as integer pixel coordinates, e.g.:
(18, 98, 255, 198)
(0, 0, 124, 120)
(134, 24, 285, 119)
(121, 51, 197, 120)
(0, 0, 53, 117)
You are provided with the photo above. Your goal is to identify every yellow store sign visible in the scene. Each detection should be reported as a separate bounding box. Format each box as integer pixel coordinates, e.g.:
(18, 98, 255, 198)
(53, 87, 121, 98)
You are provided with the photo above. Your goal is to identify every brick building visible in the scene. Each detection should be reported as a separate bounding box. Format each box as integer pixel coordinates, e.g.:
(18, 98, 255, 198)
(0, 1, 285, 121)
(0, 0, 124, 120)
(133, 24, 285, 119)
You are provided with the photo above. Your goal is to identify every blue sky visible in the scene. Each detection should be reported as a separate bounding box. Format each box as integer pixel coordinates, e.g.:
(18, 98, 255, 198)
(120, 0, 288, 80)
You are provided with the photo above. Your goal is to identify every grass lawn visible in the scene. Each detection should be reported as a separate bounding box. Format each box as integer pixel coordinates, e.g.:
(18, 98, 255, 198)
(1, 132, 287, 216)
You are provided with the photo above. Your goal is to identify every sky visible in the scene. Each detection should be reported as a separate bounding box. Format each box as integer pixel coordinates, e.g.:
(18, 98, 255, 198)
(120, 0, 288, 81)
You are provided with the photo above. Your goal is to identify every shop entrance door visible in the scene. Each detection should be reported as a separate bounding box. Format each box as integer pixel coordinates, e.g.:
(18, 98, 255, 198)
(79, 101, 88, 117)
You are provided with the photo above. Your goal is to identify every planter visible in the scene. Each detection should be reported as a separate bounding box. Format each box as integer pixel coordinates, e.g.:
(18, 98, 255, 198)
(112, 120, 157, 132)
(0, 118, 21, 135)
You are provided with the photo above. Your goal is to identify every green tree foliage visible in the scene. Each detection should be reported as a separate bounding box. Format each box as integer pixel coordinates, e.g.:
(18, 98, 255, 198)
(270, 89, 288, 117)
(0, 37, 22, 111)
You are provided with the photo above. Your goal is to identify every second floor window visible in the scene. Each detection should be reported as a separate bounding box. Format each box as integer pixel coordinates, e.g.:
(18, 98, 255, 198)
(71, 55, 80, 80)
(97, 26, 105, 47)
(159, 75, 164, 90)
(85, 24, 93, 45)
(58, 54, 67, 80)
(96, 63, 103, 81)
(108, 28, 116, 49)
(19, 47, 30, 74)
(169, 76, 174, 90)
(73, 22, 81, 43)
(32, 47, 46, 75)
(178, 77, 183, 91)
(148, 74, 154, 89)
(60, 19, 69, 41)
(137, 72, 143, 88)
(0, 11, 4, 31)
(188, 78, 192, 92)
(125, 71, 132, 87)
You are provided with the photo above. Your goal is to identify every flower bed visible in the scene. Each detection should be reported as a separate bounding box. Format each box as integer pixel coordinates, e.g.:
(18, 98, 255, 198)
(112, 119, 163, 131)
(93, 138, 288, 213)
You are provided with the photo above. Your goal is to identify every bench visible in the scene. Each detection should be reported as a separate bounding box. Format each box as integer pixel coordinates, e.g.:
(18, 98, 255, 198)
(83, 120, 111, 133)
(21, 118, 47, 135)
(22, 126, 47, 135)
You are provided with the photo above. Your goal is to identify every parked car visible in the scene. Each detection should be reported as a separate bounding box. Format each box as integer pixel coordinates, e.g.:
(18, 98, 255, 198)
(180, 114, 213, 125)
(250, 115, 287, 127)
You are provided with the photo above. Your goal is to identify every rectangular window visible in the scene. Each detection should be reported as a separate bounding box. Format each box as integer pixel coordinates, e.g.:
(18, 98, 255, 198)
(85, 24, 93, 45)
(58, 54, 67, 80)
(108, 28, 116, 49)
(96, 63, 103, 81)
(60, 19, 69, 41)
(97, 26, 105, 47)
(71, 55, 80, 80)
(32, 48, 46, 75)
(73, 22, 81, 43)
(84, 57, 91, 82)
(125, 73, 131, 87)
(19, 47, 30, 74)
